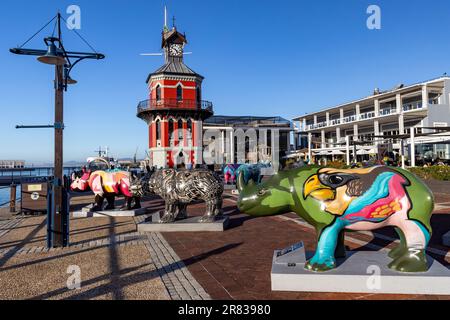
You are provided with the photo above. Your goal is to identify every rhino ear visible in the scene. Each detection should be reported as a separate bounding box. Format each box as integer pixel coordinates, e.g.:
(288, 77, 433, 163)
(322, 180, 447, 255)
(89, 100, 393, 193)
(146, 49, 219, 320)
(237, 172, 246, 192)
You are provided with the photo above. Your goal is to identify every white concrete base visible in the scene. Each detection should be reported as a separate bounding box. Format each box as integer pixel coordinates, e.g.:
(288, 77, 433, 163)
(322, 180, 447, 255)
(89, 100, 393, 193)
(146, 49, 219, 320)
(443, 230, 450, 247)
(72, 204, 147, 218)
(271, 246, 450, 295)
(137, 212, 229, 232)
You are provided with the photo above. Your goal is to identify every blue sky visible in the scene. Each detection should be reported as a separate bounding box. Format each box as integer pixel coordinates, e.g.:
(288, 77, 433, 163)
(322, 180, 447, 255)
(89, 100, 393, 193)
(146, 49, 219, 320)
(1, 0, 449, 163)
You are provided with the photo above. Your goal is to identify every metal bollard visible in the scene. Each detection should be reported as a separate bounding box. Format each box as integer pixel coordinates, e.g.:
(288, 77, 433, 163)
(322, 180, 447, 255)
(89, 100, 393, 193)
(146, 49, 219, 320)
(10, 183, 17, 213)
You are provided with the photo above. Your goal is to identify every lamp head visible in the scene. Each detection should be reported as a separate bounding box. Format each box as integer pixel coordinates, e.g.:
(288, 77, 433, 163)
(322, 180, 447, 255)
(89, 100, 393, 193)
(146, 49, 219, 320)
(65, 75, 77, 85)
(37, 39, 66, 66)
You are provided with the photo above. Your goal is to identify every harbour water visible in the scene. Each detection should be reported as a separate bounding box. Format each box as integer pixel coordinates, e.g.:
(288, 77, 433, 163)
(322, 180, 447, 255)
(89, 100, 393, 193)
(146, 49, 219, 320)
(0, 185, 21, 208)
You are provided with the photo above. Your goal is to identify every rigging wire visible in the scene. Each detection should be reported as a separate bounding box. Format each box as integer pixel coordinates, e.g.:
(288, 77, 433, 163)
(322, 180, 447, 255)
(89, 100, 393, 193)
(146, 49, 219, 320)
(18, 15, 57, 48)
(60, 15, 98, 53)
(51, 18, 58, 38)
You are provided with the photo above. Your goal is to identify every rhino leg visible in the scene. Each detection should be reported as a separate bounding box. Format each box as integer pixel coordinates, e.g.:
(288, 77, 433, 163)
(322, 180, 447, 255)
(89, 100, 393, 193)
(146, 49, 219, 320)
(334, 230, 346, 259)
(388, 228, 407, 260)
(176, 203, 188, 220)
(92, 195, 104, 212)
(104, 195, 115, 210)
(199, 197, 222, 223)
(159, 202, 177, 223)
(305, 219, 346, 272)
(388, 220, 430, 272)
(213, 198, 223, 217)
(132, 197, 141, 210)
(199, 200, 215, 223)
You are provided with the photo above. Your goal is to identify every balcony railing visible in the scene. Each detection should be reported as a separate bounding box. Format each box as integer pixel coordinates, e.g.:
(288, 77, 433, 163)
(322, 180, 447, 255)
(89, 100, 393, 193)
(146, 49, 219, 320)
(137, 99, 213, 114)
(403, 101, 423, 112)
(378, 108, 397, 116)
(359, 111, 375, 120)
(303, 98, 434, 131)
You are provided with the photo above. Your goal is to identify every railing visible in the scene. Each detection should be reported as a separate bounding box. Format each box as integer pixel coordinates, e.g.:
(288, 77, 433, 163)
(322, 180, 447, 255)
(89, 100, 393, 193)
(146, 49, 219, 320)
(0, 184, 20, 210)
(137, 99, 214, 114)
(359, 111, 375, 120)
(343, 115, 357, 123)
(403, 101, 423, 112)
(378, 108, 397, 116)
(303, 98, 434, 131)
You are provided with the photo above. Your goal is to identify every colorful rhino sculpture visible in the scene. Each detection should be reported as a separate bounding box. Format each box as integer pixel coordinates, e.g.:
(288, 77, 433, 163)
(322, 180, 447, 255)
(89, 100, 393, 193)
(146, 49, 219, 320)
(223, 164, 241, 184)
(223, 163, 271, 185)
(70, 169, 141, 211)
(237, 166, 434, 273)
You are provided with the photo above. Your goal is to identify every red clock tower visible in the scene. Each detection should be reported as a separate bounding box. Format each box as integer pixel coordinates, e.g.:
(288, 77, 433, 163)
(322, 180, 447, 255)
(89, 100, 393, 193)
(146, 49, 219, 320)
(137, 24, 213, 168)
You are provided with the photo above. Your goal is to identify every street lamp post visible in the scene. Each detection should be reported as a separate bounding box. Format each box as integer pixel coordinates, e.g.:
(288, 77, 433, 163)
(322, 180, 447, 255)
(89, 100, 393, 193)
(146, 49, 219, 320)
(10, 12, 105, 248)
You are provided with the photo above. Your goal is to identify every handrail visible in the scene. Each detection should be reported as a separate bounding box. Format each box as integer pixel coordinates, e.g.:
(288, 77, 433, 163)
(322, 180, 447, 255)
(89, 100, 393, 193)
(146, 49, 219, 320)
(137, 99, 213, 114)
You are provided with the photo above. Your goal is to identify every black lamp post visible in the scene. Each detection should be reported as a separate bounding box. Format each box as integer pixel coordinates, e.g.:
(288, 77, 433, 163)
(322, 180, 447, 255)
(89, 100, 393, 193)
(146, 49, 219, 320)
(10, 12, 105, 248)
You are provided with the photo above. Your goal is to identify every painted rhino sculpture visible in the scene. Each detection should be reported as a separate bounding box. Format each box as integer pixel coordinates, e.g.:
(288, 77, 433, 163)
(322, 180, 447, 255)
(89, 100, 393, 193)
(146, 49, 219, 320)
(130, 168, 224, 223)
(223, 163, 271, 185)
(223, 164, 241, 184)
(237, 166, 434, 273)
(70, 169, 141, 211)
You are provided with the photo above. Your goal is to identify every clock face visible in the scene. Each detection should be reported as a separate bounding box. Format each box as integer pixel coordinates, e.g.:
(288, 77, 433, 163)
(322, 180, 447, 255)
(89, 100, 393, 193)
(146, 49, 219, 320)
(169, 44, 183, 57)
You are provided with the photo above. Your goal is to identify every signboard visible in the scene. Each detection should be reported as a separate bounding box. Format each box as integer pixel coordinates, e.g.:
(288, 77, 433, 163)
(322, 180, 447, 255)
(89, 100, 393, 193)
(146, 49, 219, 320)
(274, 241, 306, 266)
(277, 242, 304, 258)
(28, 184, 42, 192)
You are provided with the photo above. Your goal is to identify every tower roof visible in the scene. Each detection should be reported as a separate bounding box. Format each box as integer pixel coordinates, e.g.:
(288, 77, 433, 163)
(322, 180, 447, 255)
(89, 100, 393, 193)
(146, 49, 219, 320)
(146, 59, 203, 83)
(146, 26, 203, 83)
(161, 28, 187, 48)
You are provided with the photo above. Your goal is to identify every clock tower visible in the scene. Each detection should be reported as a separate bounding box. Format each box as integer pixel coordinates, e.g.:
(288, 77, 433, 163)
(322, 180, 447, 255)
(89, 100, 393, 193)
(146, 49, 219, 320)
(137, 23, 213, 169)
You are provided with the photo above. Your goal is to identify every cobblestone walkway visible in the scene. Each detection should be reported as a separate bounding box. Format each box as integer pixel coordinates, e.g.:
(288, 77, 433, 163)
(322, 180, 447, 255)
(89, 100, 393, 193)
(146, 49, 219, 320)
(0, 214, 211, 300)
(134, 213, 210, 300)
(143, 232, 211, 300)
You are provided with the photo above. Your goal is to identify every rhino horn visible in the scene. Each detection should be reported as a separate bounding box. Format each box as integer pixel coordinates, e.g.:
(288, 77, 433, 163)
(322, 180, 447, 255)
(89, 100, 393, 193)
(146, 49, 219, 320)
(237, 171, 246, 192)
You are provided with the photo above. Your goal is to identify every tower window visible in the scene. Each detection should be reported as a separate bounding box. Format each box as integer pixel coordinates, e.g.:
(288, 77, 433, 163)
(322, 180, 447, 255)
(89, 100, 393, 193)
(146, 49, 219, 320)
(196, 87, 201, 105)
(187, 119, 192, 139)
(178, 119, 184, 140)
(177, 85, 183, 101)
(168, 119, 174, 141)
(156, 85, 161, 101)
(156, 120, 161, 140)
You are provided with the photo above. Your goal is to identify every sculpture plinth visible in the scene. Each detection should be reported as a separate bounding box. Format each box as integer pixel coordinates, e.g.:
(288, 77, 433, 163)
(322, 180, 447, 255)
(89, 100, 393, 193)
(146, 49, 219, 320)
(271, 242, 450, 295)
(137, 211, 229, 232)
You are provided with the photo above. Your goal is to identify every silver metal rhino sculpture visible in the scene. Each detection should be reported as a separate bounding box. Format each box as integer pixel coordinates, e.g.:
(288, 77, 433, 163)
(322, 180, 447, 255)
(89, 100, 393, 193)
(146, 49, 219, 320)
(130, 168, 224, 223)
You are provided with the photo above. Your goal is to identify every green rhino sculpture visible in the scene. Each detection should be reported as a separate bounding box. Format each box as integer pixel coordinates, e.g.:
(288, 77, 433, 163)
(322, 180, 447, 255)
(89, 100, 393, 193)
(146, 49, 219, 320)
(237, 165, 434, 272)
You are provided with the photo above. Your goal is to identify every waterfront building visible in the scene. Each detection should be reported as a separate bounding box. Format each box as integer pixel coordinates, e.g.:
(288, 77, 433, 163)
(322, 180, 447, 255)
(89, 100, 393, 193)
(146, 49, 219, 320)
(203, 116, 292, 165)
(137, 19, 293, 168)
(293, 76, 450, 166)
(0, 160, 25, 169)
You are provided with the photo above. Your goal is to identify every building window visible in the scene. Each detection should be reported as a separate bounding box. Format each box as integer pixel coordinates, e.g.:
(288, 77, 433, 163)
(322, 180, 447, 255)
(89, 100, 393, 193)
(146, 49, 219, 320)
(156, 120, 161, 140)
(196, 87, 201, 105)
(178, 119, 184, 140)
(156, 85, 161, 102)
(187, 119, 192, 133)
(177, 85, 183, 101)
(168, 119, 174, 141)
